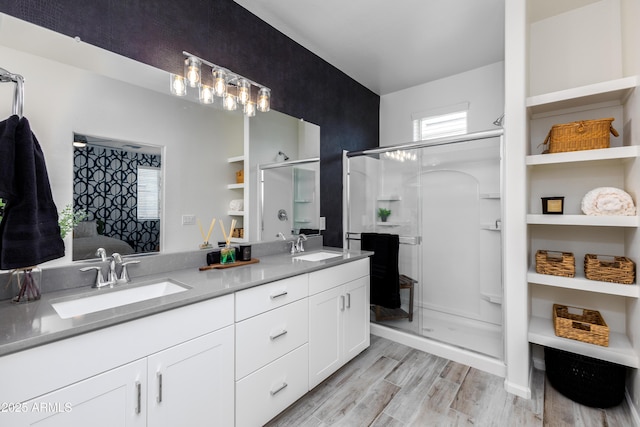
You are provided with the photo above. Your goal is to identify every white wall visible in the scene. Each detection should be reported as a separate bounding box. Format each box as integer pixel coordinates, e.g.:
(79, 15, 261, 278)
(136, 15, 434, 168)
(0, 22, 244, 266)
(529, 0, 623, 96)
(379, 61, 505, 146)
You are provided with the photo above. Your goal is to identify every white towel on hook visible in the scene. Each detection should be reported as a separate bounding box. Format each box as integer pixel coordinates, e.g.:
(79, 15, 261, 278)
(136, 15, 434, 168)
(581, 187, 636, 216)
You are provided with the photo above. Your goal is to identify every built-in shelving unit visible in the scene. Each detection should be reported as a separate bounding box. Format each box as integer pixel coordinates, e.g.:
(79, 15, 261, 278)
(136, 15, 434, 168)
(526, 75, 639, 369)
(227, 155, 248, 243)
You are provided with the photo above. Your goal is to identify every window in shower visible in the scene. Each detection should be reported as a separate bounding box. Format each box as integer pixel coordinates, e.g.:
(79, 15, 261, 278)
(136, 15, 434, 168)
(412, 108, 468, 142)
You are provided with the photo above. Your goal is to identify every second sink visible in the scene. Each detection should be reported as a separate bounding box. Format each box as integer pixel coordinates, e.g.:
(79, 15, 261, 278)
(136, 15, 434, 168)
(51, 280, 189, 319)
(293, 251, 343, 262)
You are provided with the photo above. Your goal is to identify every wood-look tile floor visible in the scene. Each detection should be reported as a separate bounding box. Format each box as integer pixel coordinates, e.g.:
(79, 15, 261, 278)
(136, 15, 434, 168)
(266, 335, 635, 427)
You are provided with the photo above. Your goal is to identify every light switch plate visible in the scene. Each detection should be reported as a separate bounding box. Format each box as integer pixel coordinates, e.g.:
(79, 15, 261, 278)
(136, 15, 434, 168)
(182, 214, 196, 225)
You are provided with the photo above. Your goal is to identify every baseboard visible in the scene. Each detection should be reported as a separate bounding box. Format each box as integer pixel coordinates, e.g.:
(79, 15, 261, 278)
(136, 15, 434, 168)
(370, 323, 506, 378)
(503, 363, 532, 399)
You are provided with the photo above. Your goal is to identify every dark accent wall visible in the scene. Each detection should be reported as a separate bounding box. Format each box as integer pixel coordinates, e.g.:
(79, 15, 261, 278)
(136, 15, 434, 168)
(0, 0, 380, 247)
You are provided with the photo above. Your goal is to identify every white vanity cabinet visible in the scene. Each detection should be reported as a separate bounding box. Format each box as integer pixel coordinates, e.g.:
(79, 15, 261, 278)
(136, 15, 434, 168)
(308, 258, 370, 389)
(234, 274, 310, 427)
(1, 294, 235, 427)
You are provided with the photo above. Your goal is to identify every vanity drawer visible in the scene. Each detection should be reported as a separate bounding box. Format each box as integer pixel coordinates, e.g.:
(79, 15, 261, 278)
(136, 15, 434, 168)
(235, 343, 309, 427)
(236, 298, 308, 379)
(309, 258, 369, 295)
(236, 274, 308, 321)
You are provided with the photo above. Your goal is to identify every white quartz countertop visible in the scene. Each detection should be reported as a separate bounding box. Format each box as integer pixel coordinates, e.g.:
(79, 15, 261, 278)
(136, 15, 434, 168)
(0, 248, 371, 357)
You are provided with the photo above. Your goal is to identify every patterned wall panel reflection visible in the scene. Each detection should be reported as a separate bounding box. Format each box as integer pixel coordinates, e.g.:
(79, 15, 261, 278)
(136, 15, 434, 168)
(74, 145, 161, 253)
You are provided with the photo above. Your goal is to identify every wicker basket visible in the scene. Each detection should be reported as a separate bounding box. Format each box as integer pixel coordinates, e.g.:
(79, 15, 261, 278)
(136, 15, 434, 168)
(584, 254, 635, 284)
(544, 347, 625, 408)
(535, 250, 575, 277)
(542, 118, 619, 154)
(553, 304, 609, 346)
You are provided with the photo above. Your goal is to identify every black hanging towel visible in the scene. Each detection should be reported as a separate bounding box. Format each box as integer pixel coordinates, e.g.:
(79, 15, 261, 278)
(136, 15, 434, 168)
(361, 232, 401, 309)
(0, 115, 65, 269)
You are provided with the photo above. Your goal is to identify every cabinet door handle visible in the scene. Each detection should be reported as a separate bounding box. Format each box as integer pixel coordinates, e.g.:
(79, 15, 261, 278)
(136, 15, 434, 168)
(270, 329, 288, 340)
(340, 295, 345, 311)
(270, 382, 288, 396)
(157, 372, 163, 403)
(270, 290, 288, 299)
(346, 293, 351, 308)
(135, 381, 141, 414)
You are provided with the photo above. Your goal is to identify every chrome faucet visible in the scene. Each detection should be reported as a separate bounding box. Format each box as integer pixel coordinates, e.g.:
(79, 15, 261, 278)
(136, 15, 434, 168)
(109, 253, 122, 284)
(96, 247, 107, 261)
(119, 260, 140, 283)
(80, 265, 115, 288)
(276, 232, 287, 240)
(296, 234, 307, 252)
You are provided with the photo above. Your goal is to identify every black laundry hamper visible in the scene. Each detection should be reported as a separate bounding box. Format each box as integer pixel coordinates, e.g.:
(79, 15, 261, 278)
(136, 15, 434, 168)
(544, 347, 626, 408)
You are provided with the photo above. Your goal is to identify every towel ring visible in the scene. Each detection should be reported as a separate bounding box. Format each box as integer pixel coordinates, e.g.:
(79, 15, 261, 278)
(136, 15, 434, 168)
(0, 67, 25, 118)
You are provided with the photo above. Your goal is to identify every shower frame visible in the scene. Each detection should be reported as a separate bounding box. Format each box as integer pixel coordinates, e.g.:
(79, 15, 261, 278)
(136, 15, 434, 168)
(343, 129, 507, 375)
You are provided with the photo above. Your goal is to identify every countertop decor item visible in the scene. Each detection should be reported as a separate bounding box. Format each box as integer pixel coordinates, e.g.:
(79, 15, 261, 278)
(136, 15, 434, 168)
(541, 117, 618, 154)
(219, 219, 237, 264)
(199, 258, 259, 270)
(581, 187, 636, 216)
(197, 218, 216, 249)
(11, 266, 41, 303)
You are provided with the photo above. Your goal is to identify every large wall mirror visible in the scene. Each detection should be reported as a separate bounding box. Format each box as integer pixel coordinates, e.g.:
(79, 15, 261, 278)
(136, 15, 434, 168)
(0, 13, 320, 267)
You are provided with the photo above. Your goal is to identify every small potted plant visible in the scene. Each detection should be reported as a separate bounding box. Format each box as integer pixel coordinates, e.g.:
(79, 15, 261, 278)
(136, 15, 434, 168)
(377, 208, 391, 222)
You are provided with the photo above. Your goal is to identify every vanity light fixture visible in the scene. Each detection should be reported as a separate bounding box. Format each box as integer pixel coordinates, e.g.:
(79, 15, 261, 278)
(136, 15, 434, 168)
(170, 51, 271, 117)
(73, 135, 88, 148)
(170, 74, 187, 96)
(184, 56, 201, 88)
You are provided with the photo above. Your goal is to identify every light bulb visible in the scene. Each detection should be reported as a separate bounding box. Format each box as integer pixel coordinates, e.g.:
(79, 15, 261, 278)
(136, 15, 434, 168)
(244, 101, 256, 117)
(237, 79, 251, 105)
(257, 87, 271, 112)
(223, 93, 237, 111)
(170, 74, 187, 96)
(199, 85, 214, 104)
(213, 69, 227, 97)
(184, 57, 201, 88)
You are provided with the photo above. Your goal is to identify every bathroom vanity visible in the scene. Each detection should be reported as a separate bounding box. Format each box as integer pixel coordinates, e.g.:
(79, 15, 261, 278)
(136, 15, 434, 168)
(0, 249, 371, 427)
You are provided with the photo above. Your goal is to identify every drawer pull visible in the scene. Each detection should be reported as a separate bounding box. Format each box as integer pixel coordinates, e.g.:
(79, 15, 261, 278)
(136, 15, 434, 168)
(270, 329, 288, 340)
(346, 292, 351, 308)
(270, 290, 288, 299)
(340, 295, 345, 311)
(135, 381, 141, 414)
(157, 372, 163, 403)
(270, 382, 288, 396)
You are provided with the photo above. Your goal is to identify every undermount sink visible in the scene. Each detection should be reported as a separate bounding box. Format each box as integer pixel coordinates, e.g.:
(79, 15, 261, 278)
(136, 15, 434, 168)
(51, 280, 189, 319)
(293, 251, 343, 262)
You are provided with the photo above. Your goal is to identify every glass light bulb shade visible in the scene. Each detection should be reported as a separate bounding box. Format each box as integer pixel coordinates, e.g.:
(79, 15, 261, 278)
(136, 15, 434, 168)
(184, 57, 201, 88)
(244, 101, 256, 117)
(257, 87, 271, 112)
(237, 79, 251, 105)
(170, 74, 187, 96)
(223, 93, 237, 111)
(213, 69, 228, 97)
(199, 85, 214, 104)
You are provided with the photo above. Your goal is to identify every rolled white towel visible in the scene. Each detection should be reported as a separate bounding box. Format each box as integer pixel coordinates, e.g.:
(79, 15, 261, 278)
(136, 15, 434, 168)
(581, 187, 636, 216)
(229, 199, 244, 211)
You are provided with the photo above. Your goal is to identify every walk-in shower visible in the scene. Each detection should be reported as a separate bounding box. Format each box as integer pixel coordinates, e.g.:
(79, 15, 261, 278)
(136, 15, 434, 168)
(345, 130, 504, 361)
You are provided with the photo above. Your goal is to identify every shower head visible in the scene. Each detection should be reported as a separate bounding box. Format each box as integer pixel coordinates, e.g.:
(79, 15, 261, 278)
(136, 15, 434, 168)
(493, 114, 505, 127)
(278, 151, 290, 161)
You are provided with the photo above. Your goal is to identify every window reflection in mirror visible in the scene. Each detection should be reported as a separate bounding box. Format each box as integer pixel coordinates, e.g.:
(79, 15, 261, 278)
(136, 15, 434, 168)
(72, 133, 162, 260)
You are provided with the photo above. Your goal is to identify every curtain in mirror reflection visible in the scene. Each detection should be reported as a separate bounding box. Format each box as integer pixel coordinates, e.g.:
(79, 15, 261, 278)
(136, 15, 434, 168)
(73, 145, 161, 260)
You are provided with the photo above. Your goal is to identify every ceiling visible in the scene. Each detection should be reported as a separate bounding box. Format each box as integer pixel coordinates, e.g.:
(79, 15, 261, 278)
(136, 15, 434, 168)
(234, 0, 603, 96)
(234, 0, 505, 95)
